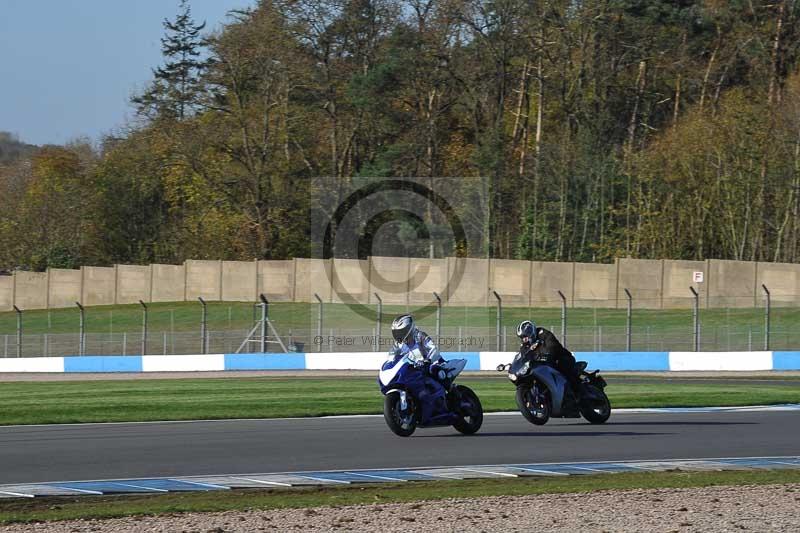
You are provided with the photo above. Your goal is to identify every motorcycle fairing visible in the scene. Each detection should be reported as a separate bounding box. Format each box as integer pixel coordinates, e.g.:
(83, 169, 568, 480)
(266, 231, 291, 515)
(531, 364, 569, 417)
(378, 354, 458, 427)
(379, 353, 406, 387)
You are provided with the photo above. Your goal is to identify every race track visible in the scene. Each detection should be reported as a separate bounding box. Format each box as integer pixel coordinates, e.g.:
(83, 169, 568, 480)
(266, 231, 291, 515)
(1, 408, 799, 485)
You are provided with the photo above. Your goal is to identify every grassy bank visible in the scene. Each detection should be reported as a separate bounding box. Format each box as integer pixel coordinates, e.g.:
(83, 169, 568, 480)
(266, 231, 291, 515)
(0, 375, 799, 425)
(1, 469, 798, 524)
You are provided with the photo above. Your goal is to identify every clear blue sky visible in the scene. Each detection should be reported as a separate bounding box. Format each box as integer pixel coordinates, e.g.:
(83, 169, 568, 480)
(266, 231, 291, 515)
(0, 0, 255, 146)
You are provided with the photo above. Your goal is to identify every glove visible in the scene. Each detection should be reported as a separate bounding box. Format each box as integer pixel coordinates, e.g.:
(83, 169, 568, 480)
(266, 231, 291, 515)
(430, 362, 447, 381)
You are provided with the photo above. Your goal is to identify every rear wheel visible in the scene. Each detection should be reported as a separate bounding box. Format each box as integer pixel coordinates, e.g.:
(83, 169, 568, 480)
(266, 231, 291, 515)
(452, 385, 483, 435)
(516, 382, 551, 425)
(383, 391, 417, 437)
(579, 385, 611, 424)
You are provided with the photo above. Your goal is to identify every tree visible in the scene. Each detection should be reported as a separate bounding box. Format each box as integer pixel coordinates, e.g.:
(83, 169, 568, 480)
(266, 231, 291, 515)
(133, 0, 208, 121)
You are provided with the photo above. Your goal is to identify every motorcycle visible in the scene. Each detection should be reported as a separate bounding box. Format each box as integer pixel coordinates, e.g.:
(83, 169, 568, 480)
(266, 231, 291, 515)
(497, 348, 611, 425)
(378, 346, 483, 437)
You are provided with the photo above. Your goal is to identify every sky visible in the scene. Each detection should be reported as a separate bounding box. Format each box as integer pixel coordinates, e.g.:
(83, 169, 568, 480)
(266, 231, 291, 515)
(0, 0, 256, 147)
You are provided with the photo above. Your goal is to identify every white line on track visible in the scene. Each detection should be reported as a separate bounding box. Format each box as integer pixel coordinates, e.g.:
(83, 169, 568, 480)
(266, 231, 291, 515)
(230, 476, 291, 487)
(346, 472, 409, 482)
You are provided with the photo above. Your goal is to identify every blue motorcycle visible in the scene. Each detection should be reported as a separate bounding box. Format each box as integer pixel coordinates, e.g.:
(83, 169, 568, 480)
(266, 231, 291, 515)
(378, 347, 483, 437)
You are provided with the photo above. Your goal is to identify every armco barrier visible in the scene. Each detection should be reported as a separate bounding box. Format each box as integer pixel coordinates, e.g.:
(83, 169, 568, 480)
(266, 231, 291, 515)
(1, 351, 799, 373)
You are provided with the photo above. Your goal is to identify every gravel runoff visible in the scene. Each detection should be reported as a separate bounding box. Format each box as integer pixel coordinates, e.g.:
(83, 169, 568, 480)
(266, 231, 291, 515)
(3, 483, 799, 532)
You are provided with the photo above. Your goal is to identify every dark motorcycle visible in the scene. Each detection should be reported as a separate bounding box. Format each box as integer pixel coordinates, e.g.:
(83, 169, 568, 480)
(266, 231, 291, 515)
(497, 349, 611, 425)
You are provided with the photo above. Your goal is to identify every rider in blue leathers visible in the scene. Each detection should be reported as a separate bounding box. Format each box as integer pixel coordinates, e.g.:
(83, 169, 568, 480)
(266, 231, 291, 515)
(390, 314, 450, 387)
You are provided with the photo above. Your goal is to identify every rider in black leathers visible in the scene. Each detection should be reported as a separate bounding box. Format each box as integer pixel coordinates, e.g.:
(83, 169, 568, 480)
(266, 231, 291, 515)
(516, 320, 582, 394)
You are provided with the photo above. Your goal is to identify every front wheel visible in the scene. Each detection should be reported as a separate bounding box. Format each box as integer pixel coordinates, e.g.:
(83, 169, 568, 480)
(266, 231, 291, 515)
(579, 385, 611, 424)
(452, 385, 483, 435)
(383, 391, 417, 437)
(516, 383, 551, 425)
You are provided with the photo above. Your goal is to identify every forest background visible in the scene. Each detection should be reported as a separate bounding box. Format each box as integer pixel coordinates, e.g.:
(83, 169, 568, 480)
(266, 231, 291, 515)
(2, 0, 800, 272)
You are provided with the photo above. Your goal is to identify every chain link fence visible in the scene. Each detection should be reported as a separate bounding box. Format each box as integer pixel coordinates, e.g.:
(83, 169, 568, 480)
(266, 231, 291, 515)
(3, 324, 800, 357)
(1, 295, 799, 357)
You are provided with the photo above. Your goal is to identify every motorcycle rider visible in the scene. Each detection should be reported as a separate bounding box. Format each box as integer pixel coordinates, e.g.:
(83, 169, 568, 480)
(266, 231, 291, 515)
(516, 320, 582, 394)
(390, 314, 451, 387)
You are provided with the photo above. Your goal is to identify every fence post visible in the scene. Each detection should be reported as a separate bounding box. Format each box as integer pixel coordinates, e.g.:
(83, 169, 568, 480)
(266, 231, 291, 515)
(13, 305, 22, 358)
(314, 293, 323, 353)
(260, 294, 269, 353)
(624, 288, 632, 352)
(492, 290, 502, 351)
(557, 290, 567, 349)
(139, 300, 148, 356)
(762, 284, 770, 351)
(689, 286, 699, 352)
(198, 297, 207, 354)
(374, 293, 382, 352)
(433, 292, 442, 346)
(76, 302, 85, 356)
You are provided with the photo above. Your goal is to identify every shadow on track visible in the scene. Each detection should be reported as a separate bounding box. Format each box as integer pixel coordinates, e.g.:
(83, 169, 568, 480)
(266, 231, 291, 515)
(605, 421, 758, 426)
(420, 431, 671, 438)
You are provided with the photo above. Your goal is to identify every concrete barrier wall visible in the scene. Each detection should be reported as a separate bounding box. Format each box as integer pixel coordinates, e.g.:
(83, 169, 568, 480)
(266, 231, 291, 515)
(258, 260, 294, 301)
(490, 259, 531, 307)
(4, 257, 800, 310)
(81, 266, 116, 306)
(447, 258, 489, 306)
(531, 261, 574, 307)
(150, 264, 185, 303)
(574, 263, 616, 308)
(756, 262, 800, 305)
(0, 276, 12, 311)
(48, 269, 81, 309)
(408, 258, 447, 306)
(617, 258, 663, 309)
(221, 261, 256, 302)
(662, 260, 707, 309)
(116, 265, 150, 304)
(294, 258, 330, 302)
(330, 258, 370, 304)
(708, 260, 756, 308)
(370, 256, 409, 305)
(185, 260, 222, 301)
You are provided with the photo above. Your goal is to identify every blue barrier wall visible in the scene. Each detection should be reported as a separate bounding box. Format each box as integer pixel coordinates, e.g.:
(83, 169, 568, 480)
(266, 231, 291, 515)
(575, 352, 670, 372)
(9, 350, 800, 373)
(64, 356, 143, 373)
(772, 352, 800, 371)
(224, 353, 307, 370)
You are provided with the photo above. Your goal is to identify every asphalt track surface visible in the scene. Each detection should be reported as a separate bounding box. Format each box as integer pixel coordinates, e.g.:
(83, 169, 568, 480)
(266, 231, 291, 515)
(1, 408, 799, 485)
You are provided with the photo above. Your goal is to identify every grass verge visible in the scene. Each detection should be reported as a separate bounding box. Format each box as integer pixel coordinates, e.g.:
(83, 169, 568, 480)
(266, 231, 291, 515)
(1, 469, 799, 524)
(0, 376, 799, 425)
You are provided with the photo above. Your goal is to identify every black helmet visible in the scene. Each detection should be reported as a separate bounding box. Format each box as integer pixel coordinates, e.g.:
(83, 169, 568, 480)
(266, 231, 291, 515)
(391, 314, 415, 343)
(516, 320, 535, 339)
